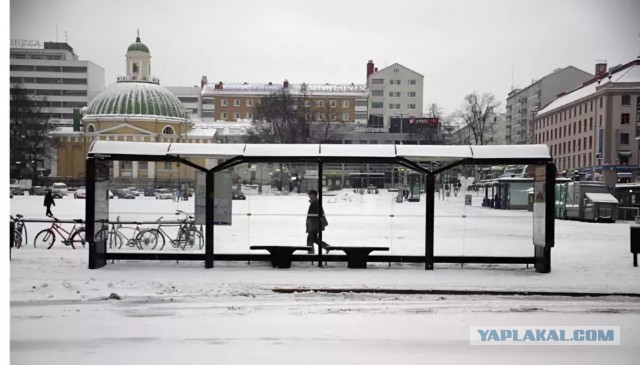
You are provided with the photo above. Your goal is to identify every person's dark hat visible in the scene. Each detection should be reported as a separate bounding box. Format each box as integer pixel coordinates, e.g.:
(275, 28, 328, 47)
(307, 190, 318, 196)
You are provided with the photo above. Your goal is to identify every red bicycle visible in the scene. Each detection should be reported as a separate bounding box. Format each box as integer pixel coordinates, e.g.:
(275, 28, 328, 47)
(33, 217, 86, 249)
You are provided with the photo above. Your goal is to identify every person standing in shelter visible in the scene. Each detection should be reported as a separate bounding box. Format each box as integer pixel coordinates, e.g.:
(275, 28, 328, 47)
(43, 190, 55, 217)
(306, 190, 328, 254)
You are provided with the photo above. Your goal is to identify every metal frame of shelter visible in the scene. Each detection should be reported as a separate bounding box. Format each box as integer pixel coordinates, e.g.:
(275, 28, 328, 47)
(85, 141, 556, 273)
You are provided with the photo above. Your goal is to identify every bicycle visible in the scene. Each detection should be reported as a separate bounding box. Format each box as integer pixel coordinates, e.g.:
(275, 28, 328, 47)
(11, 214, 27, 248)
(95, 216, 152, 250)
(33, 217, 86, 249)
(136, 210, 203, 251)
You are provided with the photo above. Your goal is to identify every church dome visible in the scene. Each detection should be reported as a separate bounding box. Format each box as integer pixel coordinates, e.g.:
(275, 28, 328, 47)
(127, 36, 149, 53)
(85, 81, 187, 121)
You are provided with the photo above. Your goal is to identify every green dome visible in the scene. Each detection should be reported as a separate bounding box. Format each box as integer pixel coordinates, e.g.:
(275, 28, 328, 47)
(127, 36, 149, 53)
(86, 81, 187, 120)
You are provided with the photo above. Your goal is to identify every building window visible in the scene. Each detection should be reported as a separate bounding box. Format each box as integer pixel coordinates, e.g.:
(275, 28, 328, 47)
(578, 122, 581, 133)
(316, 100, 324, 107)
(599, 97, 603, 108)
(221, 112, 227, 120)
(304, 100, 311, 107)
(164, 161, 172, 170)
(221, 99, 228, 106)
(393, 68, 399, 73)
(599, 115, 602, 127)
(234, 99, 240, 107)
(408, 92, 416, 98)
(371, 90, 383, 96)
(408, 104, 416, 110)
(315, 113, 325, 121)
(371, 102, 383, 109)
(246, 99, 253, 107)
(371, 79, 384, 84)
(234, 112, 240, 120)
(329, 113, 337, 122)
(621, 95, 631, 106)
(590, 117, 593, 130)
(409, 80, 417, 85)
(590, 100, 593, 111)
(139, 161, 148, 170)
(329, 100, 337, 108)
(621, 113, 630, 124)
(86, 124, 96, 133)
(589, 136, 592, 149)
(389, 104, 395, 109)
(388, 91, 394, 97)
(162, 126, 176, 135)
(342, 113, 349, 122)
(246, 112, 253, 119)
(342, 100, 349, 108)
(620, 133, 629, 145)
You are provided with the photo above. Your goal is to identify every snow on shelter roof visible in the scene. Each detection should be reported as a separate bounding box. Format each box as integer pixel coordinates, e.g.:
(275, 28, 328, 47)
(88, 141, 551, 162)
(396, 145, 473, 161)
(585, 193, 619, 204)
(470, 145, 550, 160)
(89, 141, 171, 156)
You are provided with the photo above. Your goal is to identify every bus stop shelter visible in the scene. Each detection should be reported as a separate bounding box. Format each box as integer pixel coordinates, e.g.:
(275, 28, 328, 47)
(85, 141, 555, 273)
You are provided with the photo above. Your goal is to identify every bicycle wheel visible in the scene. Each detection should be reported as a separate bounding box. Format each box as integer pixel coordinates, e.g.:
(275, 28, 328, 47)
(70, 229, 86, 249)
(136, 229, 161, 250)
(178, 228, 204, 250)
(95, 228, 123, 249)
(17, 223, 27, 249)
(13, 230, 22, 249)
(34, 229, 55, 249)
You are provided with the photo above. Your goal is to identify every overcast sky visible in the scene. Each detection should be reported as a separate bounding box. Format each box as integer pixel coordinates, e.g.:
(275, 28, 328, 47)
(9, 0, 640, 115)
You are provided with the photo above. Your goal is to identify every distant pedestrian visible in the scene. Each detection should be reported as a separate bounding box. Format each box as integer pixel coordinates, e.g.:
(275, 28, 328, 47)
(306, 190, 328, 254)
(43, 190, 55, 217)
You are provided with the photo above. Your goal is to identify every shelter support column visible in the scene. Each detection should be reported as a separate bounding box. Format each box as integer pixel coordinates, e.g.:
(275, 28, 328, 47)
(534, 162, 556, 273)
(205, 171, 214, 268)
(425, 173, 435, 270)
(87, 157, 106, 269)
(317, 161, 324, 268)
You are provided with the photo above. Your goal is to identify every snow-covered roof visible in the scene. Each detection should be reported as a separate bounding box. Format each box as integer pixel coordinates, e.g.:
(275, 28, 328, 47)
(537, 63, 640, 116)
(202, 83, 368, 97)
(585, 193, 619, 204)
(88, 141, 551, 165)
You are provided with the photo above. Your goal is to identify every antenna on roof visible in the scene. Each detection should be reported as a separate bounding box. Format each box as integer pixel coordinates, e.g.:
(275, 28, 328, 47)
(511, 64, 514, 91)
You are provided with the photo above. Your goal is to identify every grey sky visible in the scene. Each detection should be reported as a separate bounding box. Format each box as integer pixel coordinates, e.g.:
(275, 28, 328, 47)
(10, 0, 640, 115)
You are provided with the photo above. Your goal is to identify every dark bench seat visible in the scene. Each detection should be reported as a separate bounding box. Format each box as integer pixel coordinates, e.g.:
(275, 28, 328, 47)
(324, 246, 389, 268)
(250, 245, 312, 268)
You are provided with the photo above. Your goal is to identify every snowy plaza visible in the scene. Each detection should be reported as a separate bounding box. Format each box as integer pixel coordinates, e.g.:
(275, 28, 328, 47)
(9, 189, 640, 364)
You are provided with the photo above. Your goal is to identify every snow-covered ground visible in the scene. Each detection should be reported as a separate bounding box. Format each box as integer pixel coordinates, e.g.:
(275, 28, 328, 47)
(10, 190, 640, 364)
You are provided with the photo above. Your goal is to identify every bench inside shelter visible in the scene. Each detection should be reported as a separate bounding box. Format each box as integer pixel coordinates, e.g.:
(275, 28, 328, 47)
(250, 245, 312, 268)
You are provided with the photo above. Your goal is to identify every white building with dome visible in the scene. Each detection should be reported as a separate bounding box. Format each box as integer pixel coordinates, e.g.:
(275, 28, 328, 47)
(52, 33, 218, 184)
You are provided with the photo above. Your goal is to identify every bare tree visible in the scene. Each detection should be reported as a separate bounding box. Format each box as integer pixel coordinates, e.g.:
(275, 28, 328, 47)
(425, 103, 443, 119)
(10, 85, 56, 184)
(458, 92, 500, 145)
(249, 89, 308, 143)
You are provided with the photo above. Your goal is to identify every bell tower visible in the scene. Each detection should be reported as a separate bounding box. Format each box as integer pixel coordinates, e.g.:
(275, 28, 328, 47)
(126, 29, 151, 81)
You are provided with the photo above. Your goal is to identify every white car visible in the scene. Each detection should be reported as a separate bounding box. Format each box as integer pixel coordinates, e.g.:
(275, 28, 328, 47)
(154, 188, 174, 200)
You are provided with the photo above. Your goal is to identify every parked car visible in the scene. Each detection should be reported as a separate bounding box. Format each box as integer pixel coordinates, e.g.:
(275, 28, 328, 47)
(127, 187, 140, 196)
(51, 182, 68, 197)
(10, 185, 24, 195)
(74, 188, 87, 199)
(144, 187, 155, 197)
(10, 189, 13, 199)
(154, 188, 174, 200)
(29, 186, 47, 196)
(108, 190, 114, 199)
(115, 188, 136, 199)
(232, 189, 246, 200)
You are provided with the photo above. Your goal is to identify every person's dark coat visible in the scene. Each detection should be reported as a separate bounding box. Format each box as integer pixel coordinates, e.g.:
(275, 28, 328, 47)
(43, 192, 55, 208)
(306, 199, 328, 233)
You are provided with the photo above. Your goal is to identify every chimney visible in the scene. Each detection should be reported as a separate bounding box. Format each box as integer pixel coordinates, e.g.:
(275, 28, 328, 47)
(366, 60, 375, 81)
(595, 60, 607, 79)
(201, 76, 208, 87)
(214, 81, 223, 90)
(374, 67, 378, 72)
(283, 79, 289, 88)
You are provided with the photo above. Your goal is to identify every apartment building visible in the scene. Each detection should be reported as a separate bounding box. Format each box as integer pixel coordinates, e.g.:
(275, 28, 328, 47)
(366, 60, 424, 129)
(9, 40, 105, 125)
(166, 86, 202, 120)
(533, 58, 640, 184)
(202, 80, 369, 124)
(506, 66, 592, 144)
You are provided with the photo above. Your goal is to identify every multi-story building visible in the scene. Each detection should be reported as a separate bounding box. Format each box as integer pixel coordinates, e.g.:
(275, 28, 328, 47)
(202, 80, 369, 125)
(166, 86, 202, 120)
(533, 58, 640, 184)
(506, 66, 592, 145)
(366, 60, 424, 129)
(10, 39, 105, 125)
